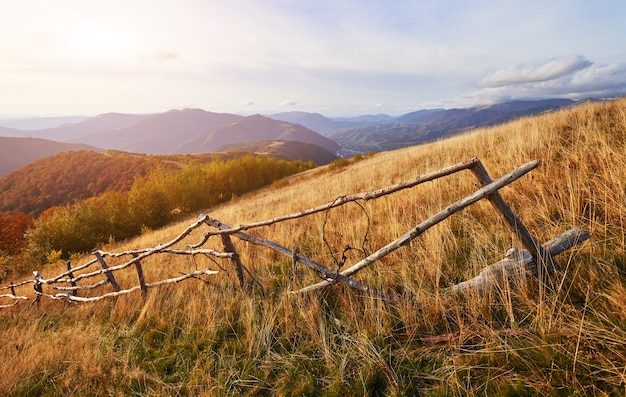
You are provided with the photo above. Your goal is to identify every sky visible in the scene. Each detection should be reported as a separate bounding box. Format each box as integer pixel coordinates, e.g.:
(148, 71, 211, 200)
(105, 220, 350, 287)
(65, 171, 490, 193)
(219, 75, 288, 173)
(1, 0, 626, 117)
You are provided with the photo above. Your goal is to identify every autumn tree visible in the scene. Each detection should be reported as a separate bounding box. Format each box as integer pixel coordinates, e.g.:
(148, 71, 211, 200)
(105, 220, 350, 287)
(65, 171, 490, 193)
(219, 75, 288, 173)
(0, 212, 34, 255)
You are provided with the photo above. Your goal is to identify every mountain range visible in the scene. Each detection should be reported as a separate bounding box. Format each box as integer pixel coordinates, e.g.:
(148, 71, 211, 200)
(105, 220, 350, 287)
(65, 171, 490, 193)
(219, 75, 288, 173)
(0, 98, 585, 176)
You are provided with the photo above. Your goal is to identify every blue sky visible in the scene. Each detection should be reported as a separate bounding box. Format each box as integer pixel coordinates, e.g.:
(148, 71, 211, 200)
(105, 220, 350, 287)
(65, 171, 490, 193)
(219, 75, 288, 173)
(1, 0, 625, 117)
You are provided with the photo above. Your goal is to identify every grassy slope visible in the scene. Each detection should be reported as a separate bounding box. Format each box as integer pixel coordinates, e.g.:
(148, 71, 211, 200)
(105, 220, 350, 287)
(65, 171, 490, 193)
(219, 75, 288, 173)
(1, 99, 625, 396)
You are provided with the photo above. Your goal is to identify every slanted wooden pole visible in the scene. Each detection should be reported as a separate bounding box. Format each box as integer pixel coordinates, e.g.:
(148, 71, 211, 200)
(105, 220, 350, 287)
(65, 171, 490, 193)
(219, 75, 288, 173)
(469, 160, 559, 277)
(66, 260, 77, 296)
(10, 283, 15, 296)
(220, 234, 246, 289)
(132, 253, 147, 298)
(93, 250, 121, 291)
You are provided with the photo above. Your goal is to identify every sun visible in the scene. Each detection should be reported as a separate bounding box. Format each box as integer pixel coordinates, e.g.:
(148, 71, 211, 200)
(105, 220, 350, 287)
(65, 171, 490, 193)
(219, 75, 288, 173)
(76, 27, 127, 62)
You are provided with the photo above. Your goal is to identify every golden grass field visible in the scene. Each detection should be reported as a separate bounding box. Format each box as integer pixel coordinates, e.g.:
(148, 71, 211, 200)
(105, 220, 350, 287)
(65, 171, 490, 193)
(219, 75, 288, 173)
(1, 98, 626, 395)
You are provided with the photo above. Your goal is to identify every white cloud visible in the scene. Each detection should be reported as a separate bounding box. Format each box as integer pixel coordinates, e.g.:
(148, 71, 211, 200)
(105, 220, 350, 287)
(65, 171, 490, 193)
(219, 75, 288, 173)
(478, 56, 592, 88)
(434, 57, 626, 108)
(279, 99, 299, 106)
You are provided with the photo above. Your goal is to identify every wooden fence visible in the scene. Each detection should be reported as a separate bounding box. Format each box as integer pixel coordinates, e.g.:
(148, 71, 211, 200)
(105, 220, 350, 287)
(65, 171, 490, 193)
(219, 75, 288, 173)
(0, 157, 590, 308)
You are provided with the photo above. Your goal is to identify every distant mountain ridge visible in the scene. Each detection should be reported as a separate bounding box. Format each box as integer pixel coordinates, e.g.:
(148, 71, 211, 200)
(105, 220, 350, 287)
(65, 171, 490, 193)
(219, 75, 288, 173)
(0, 98, 589, 170)
(173, 114, 340, 154)
(329, 99, 580, 152)
(0, 137, 102, 177)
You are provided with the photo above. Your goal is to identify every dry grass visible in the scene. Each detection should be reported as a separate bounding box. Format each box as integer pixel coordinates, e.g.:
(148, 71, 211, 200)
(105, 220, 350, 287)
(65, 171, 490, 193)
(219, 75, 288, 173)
(2, 98, 626, 395)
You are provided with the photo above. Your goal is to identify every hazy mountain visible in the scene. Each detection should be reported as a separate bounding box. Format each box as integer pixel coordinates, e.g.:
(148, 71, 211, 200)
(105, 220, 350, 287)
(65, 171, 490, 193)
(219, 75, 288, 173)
(27, 113, 152, 142)
(0, 115, 87, 131)
(76, 109, 243, 153)
(174, 114, 341, 154)
(332, 114, 395, 123)
(215, 140, 338, 165)
(268, 111, 353, 135)
(0, 125, 24, 137)
(269, 111, 395, 135)
(0, 137, 103, 177)
(331, 99, 578, 152)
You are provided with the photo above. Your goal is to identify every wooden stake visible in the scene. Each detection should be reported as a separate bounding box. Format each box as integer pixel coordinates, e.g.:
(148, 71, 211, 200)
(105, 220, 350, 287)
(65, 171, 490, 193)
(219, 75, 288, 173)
(66, 260, 77, 296)
(93, 250, 121, 291)
(132, 253, 147, 298)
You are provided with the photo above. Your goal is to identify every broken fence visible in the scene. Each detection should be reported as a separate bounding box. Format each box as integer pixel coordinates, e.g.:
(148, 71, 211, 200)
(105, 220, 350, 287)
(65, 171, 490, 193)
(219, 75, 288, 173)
(0, 157, 591, 308)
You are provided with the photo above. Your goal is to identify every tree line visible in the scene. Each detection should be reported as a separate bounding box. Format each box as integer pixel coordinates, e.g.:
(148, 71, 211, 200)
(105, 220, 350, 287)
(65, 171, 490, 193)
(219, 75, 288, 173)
(22, 154, 314, 265)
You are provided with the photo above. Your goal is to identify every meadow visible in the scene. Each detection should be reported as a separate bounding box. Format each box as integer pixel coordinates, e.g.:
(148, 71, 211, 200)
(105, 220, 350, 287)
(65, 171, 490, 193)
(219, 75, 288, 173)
(1, 98, 625, 395)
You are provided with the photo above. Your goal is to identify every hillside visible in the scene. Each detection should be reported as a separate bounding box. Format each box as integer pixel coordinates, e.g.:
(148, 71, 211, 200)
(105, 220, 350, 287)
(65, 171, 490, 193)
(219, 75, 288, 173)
(1, 98, 625, 395)
(0, 150, 167, 216)
(0, 137, 103, 177)
(214, 140, 338, 165)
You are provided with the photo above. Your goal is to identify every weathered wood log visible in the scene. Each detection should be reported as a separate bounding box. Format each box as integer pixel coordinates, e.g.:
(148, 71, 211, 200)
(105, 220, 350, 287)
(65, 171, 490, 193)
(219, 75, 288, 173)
(93, 250, 121, 291)
(204, 217, 398, 303)
(295, 160, 540, 294)
(447, 227, 591, 294)
(188, 158, 481, 248)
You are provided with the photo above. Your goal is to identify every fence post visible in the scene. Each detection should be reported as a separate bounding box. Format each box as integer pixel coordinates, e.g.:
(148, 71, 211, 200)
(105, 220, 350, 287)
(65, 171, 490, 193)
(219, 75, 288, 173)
(132, 253, 147, 298)
(92, 250, 121, 291)
(10, 283, 15, 296)
(66, 260, 77, 296)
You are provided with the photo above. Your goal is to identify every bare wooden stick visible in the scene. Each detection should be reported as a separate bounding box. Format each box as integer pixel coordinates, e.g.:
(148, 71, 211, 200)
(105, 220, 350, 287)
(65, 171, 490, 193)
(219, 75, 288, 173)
(0, 294, 29, 308)
(0, 294, 29, 301)
(0, 279, 35, 290)
(52, 279, 109, 291)
(447, 227, 591, 294)
(188, 158, 481, 248)
(99, 247, 234, 259)
(205, 217, 397, 303)
(93, 250, 121, 291)
(295, 160, 540, 294)
(38, 269, 219, 303)
(470, 160, 559, 276)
